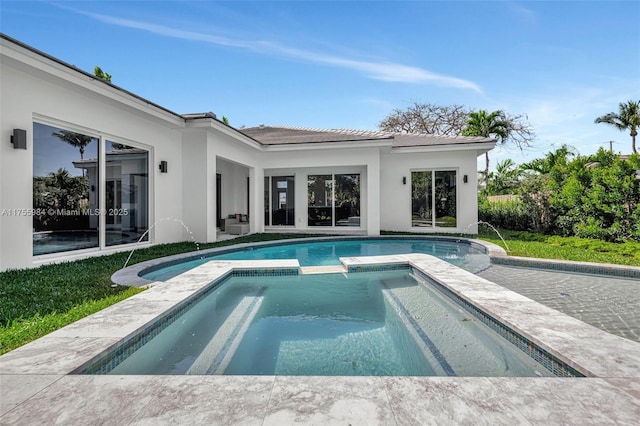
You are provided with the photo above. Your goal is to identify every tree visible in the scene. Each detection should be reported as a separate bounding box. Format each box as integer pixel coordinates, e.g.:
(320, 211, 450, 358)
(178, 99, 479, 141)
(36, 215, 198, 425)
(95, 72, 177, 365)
(51, 130, 93, 160)
(521, 144, 576, 175)
(378, 102, 469, 135)
(557, 150, 640, 242)
(94, 66, 112, 83)
(109, 143, 134, 150)
(52, 130, 94, 178)
(520, 146, 583, 235)
(486, 158, 522, 195)
(462, 110, 534, 183)
(33, 168, 89, 230)
(595, 100, 640, 154)
(379, 103, 534, 182)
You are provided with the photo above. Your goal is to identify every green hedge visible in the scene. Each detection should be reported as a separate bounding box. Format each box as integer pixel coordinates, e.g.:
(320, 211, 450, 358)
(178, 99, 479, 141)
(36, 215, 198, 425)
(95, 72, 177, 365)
(478, 198, 531, 231)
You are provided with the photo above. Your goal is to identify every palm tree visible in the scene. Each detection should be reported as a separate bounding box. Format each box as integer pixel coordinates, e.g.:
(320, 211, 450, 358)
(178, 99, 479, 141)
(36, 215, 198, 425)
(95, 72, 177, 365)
(94, 66, 112, 83)
(462, 110, 511, 183)
(51, 130, 93, 160)
(487, 158, 522, 195)
(521, 145, 575, 175)
(52, 130, 94, 178)
(595, 100, 640, 154)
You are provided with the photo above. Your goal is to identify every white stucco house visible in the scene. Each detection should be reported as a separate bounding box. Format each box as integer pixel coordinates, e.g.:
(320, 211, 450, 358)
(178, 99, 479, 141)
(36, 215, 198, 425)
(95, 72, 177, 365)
(0, 34, 495, 271)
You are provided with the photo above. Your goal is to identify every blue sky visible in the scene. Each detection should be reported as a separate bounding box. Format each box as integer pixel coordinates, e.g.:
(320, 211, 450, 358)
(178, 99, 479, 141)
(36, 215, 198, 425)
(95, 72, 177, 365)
(2, 1, 639, 169)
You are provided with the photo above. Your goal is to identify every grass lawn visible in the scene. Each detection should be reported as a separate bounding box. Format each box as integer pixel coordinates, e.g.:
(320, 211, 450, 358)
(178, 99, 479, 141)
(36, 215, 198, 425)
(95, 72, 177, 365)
(1, 230, 638, 355)
(477, 228, 640, 266)
(0, 233, 319, 355)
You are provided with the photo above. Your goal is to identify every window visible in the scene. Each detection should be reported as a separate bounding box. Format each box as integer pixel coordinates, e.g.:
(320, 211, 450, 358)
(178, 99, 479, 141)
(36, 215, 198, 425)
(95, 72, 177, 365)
(33, 123, 99, 255)
(308, 174, 360, 227)
(334, 174, 360, 226)
(32, 122, 149, 255)
(104, 141, 149, 246)
(411, 170, 457, 228)
(264, 176, 295, 226)
(308, 175, 332, 226)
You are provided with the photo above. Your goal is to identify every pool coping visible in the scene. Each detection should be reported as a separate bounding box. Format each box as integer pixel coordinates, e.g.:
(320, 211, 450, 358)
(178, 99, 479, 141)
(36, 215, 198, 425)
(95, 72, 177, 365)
(2, 253, 640, 424)
(111, 235, 640, 288)
(111, 235, 499, 287)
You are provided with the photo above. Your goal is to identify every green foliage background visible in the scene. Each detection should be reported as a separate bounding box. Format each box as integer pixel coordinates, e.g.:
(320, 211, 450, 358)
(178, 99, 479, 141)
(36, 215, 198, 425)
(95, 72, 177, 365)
(480, 149, 640, 242)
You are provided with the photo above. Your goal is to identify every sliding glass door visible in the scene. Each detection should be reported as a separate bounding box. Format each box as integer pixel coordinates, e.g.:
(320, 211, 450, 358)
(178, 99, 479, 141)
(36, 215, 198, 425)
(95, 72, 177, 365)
(32, 122, 149, 255)
(411, 170, 457, 228)
(264, 176, 295, 226)
(308, 173, 360, 227)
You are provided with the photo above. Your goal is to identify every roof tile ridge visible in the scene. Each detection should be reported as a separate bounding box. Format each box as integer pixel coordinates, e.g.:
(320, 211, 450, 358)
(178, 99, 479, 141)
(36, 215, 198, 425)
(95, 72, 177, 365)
(249, 125, 490, 141)
(393, 131, 489, 140)
(265, 125, 391, 138)
(264, 125, 325, 132)
(329, 128, 391, 137)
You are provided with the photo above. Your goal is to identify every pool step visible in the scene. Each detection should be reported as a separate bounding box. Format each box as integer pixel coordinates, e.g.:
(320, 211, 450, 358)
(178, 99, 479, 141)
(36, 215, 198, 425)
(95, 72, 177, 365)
(186, 289, 264, 375)
(380, 278, 454, 376)
(274, 327, 391, 375)
(299, 265, 347, 275)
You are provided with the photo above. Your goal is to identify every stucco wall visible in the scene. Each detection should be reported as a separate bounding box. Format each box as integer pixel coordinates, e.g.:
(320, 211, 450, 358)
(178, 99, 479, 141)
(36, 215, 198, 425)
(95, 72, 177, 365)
(0, 37, 490, 271)
(0, 43, 184, 270)
(380, 148, 480, 234)
(260, 146, 381, 234)
(181, 124, 262, 243)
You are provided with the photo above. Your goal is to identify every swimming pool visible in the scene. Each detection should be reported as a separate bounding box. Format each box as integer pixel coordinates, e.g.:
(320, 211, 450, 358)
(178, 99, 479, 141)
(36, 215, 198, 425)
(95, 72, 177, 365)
(141, 237, 490, 281)
(6, 251, 639, 423)
(82, 263, 565, 377)
(129, 237, 639, 344)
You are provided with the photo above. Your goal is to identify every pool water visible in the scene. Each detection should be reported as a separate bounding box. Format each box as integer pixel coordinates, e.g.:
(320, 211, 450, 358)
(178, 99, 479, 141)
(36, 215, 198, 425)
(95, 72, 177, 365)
(33, 230, 147, 255)
(142, 238, 490, 281)
(33, 231, 98, 255)
(105, 270, 553, 377)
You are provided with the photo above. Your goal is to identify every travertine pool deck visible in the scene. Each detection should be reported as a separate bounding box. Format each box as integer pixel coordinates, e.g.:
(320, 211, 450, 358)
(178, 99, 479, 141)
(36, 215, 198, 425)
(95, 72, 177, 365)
(1, 254, 639, 425)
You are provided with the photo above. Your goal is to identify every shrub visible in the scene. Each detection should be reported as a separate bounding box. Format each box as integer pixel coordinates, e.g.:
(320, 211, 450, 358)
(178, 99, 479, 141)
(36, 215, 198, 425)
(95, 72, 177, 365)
(478, 197, 531, 230)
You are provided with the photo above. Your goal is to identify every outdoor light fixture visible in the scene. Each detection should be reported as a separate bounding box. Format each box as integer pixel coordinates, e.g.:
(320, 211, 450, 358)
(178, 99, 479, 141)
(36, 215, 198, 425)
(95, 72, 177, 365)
(463, 175, 468, 183)
(402, 176, 407, 185)
(159, 160, 168, 173)
(11, 128, 27, 149)
(635, 170, 640, 180)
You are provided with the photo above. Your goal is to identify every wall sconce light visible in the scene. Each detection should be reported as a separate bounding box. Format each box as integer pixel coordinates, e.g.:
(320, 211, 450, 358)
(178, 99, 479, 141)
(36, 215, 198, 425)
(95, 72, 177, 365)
(635, 170, 640, 180)
(11, 129, 27, 150)
(463, 175, 468, 183)
(159, 160, 168, 173)
(402, 176, 407, 185)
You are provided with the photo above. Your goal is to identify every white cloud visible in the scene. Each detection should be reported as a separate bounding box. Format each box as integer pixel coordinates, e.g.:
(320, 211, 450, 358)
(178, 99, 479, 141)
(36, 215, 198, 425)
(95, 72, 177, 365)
(478, 83, 639, 170)
(502, 85, 635, 144)
(70, 8, 482, 92)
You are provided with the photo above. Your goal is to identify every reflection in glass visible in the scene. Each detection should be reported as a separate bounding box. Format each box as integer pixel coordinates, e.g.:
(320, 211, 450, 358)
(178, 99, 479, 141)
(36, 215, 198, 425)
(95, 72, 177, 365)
(33, 122, 98, 255)
(102, 141, 148, 245)
(334, 174, 360, 226)
(411, 170, 456, 228)
(435, 171, 457, 228)
(411, 171, 432, 227)
(270, 176, 295, 225)
(308, 175, 333, 226)
(264, 177, 270, 225)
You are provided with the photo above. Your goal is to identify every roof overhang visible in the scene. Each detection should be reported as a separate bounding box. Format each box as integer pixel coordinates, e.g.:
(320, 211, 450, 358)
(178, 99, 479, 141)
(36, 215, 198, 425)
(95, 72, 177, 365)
(390, 141, 497, 156)
(261, 138, 394, 152)
(184, 117, 264, 150)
